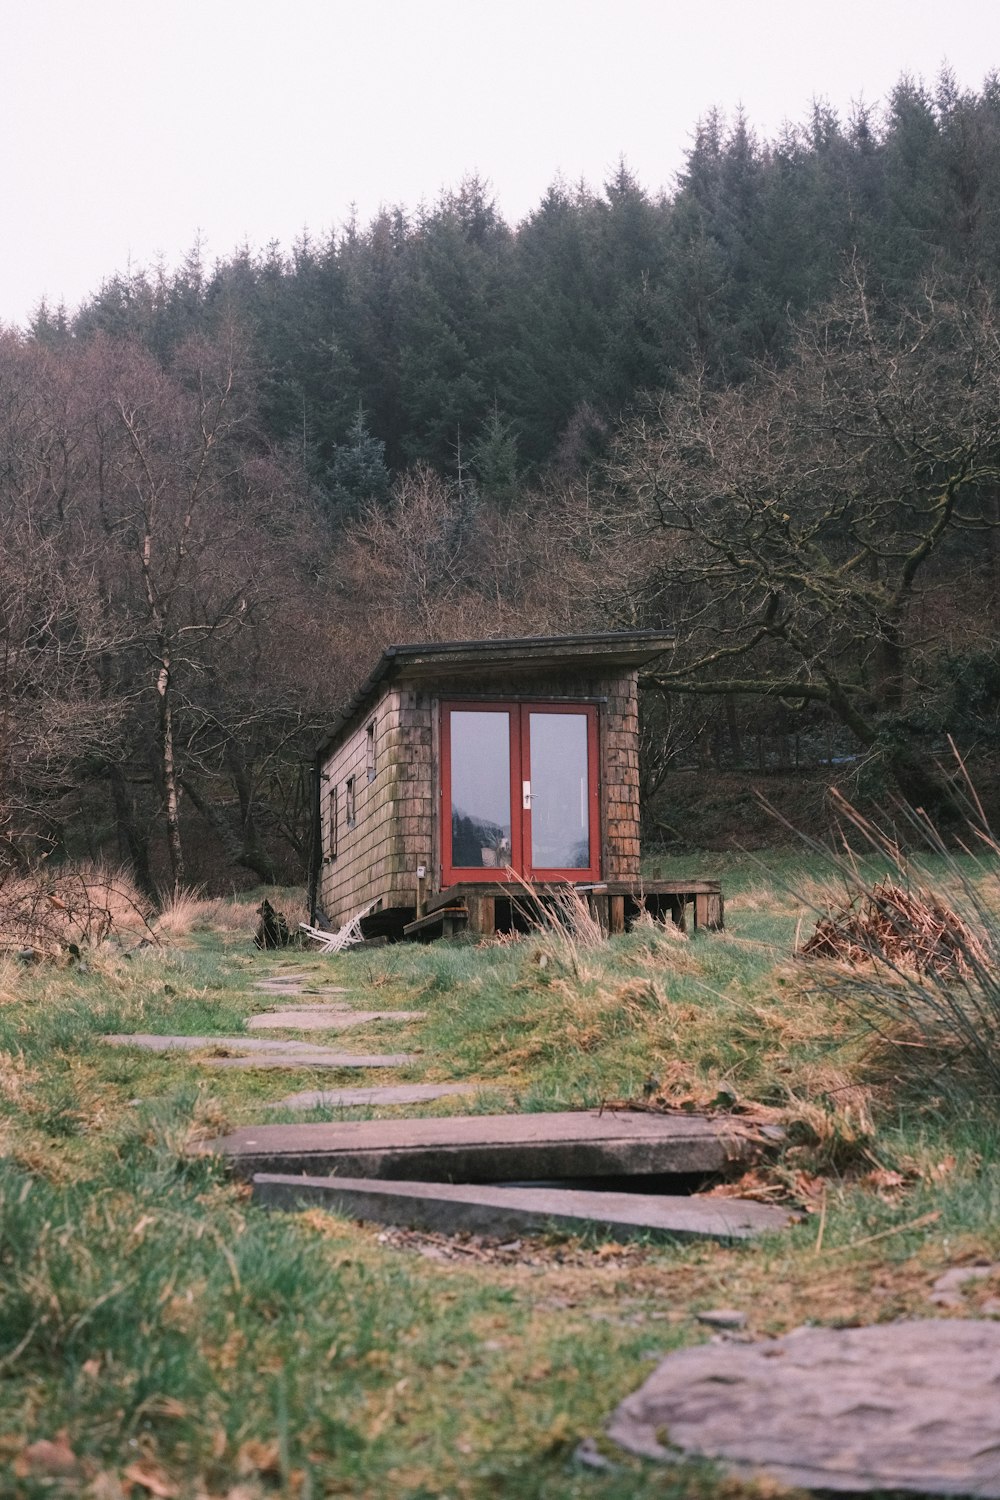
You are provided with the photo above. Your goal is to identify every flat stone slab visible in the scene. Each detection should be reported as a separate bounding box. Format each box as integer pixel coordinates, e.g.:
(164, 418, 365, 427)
(247, 1008, 425, 1031)
(103, 1034, 414, 1068)
(200, 1053, 415, 1070)
(929, 1262, 1000, 1308)
(274, 1082, 483, 1109)
(253, 1173, 789, 1242)
(608, 1319, 1000, 1495)
(254, 978, 350, 995)
(200, 1109, 761, 1181)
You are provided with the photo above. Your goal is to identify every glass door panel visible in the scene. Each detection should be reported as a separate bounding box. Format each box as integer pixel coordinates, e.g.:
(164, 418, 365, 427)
(448, 710, 513, 871)
(527, 711, 591, 871)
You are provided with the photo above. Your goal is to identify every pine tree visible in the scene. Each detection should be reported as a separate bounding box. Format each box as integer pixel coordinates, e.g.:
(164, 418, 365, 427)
(469, 406, 519, 505)
(324, 406, 390, 520)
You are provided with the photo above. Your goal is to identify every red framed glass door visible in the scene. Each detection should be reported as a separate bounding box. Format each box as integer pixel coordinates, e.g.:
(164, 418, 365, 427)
(441, 702, 600, 885)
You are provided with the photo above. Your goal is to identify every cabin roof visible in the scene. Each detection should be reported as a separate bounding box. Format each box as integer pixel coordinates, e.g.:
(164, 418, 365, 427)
(318, 630, 674, 756)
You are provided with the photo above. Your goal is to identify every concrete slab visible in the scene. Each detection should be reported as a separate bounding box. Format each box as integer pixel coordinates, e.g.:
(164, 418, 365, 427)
(252, 1173, 789, 1242)
(247, 1008, 425, 1031)
(200, 1109, 761, 1181)
(274, 1082, 484, 1109)
(103, 1034, 414, 1068)
(607, 1319, 1000, 1495)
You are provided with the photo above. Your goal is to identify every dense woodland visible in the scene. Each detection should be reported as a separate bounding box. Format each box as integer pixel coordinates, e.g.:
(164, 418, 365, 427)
(7, 69, 1000, 895)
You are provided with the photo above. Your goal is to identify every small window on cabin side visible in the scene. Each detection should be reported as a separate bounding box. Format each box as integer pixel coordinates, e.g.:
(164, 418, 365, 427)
(345, 776, 356, 829)
(366, 719, 377, 783)
(326, 784, 338, 861)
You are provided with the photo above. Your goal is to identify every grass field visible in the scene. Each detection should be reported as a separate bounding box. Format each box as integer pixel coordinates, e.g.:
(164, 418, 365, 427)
(1, 856, 998, 1498)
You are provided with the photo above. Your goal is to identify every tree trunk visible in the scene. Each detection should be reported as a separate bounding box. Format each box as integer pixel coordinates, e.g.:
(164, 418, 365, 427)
(109, 763, 156, 901)
(181, 775, 279, 885)
(156, 653, 184, 899)
(225, 741, 280, 883)
(885, 743, 961, 820)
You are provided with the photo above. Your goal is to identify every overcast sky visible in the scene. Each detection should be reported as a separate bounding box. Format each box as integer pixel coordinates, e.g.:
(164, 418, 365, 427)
(1, 0, 996, 328)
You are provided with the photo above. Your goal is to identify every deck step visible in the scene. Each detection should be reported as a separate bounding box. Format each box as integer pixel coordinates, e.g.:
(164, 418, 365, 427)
(252, 1173, 790, 1242)
(200, 1109, 767, 1181)
(403, 907, 468, 937)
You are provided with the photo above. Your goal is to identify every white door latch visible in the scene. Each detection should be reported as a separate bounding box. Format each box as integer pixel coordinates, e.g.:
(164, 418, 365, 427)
(522, 780, 532, 810)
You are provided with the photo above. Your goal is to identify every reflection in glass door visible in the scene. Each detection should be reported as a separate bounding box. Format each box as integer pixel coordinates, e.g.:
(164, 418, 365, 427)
(527, 712, 590, 870)
(447, 710, 514, 873)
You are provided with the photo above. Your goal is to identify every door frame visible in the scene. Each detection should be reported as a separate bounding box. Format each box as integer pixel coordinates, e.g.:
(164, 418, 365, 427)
(439, 700, 601, 886)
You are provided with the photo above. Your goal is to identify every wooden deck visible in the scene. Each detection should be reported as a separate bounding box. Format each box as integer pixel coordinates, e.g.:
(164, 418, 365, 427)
(402, 879, 723, 941)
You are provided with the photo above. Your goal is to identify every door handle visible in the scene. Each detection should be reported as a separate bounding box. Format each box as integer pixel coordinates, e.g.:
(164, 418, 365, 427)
(522, 781, 531, 810)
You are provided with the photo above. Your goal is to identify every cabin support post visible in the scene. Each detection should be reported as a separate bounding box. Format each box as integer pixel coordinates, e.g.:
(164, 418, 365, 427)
(469, 893, 495, 938)
(591, 893, 609, 934)
(609, 895, 626, 935)
(703, 892, 724, 930)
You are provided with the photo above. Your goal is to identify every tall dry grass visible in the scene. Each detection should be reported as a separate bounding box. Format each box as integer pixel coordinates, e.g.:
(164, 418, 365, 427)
(0, 863, 154, 955)
(152, 887, 309, 941)
(796, 775, 1000, 1104)
(503, 875, 607, 980)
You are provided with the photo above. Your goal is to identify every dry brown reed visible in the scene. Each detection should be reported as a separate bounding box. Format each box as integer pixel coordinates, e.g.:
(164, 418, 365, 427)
(789, 772, 1000, 1101)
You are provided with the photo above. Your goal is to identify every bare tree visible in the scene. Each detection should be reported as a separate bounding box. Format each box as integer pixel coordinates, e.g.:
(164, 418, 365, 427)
(0, 328, 331, 895)
(597, 270, 1000, 805)
(0, 334, 127, 865)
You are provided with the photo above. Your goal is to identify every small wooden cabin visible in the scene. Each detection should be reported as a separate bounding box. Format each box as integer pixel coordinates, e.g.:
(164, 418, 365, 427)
(309, 632, 722, 941)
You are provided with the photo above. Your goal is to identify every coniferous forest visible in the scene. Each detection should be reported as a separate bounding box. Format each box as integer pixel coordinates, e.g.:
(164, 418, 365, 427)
(8, 70, 1000, 892)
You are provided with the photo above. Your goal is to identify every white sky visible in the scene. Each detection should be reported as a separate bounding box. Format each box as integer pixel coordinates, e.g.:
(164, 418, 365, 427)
(1, 0, 996, 328)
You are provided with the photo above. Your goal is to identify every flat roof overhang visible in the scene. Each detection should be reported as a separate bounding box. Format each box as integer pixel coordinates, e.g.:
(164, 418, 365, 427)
(318, 630, 675, 758)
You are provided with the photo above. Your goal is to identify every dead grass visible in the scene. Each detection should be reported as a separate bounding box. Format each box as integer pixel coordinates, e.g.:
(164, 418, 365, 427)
(799, 878, 989, 978)
(0, 1051, 40, 1104)
(0, 862, 154, 955)
(0, 958, 22, 1007)
(153, 887, 308, 941)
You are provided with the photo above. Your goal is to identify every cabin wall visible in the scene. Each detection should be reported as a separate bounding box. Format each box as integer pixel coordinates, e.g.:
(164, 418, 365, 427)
(317, 686, 434, 928)
(316, 666, 642, 928)
(601, 670, 641, 879)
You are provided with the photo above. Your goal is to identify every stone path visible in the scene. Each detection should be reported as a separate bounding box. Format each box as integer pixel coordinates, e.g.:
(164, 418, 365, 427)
(273, 1082, 483, 1109)
(203, 1052, 415, 1070)
(200, 1109, 764, 1181)
(253, 1173, 791, 1243)
(253, 977, 349, 996)
(129, 968, 792, 1249)
(102, 1034, 415, 1068)
(607, 1319, 1000, 1495)
(247, 1007, 425, 1031)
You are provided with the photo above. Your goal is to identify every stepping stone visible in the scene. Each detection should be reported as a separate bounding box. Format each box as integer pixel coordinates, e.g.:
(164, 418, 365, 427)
(103, 1034, 414, 1068)
(200, 1110, 763, 1181)
(274, 1082, 483, 1109)
(607, 1319, 1000, 1496)
(205, 1053, 414, 1070)
(247, 1008, 425, 1031)
(252, 1174, 789, 1243)
(104, 1033, 351, 1054)
(254, 978, 349, 995)
(929, 1262, 1000, 1307)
